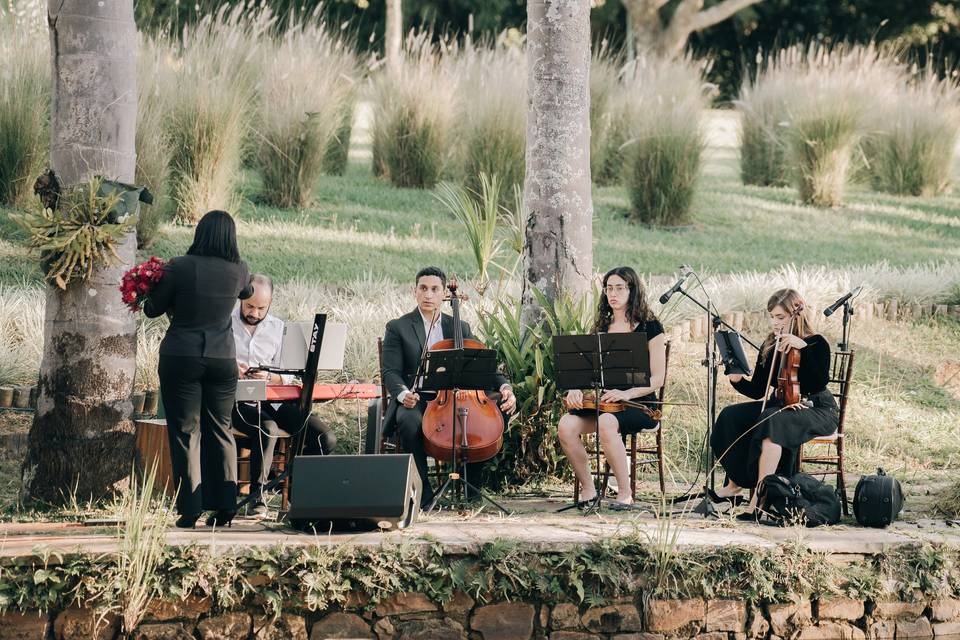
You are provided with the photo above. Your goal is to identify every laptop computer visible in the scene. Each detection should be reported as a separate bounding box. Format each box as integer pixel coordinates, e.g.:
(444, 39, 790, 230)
(278, 321, 348, 372)
(235, 378, 268, 402)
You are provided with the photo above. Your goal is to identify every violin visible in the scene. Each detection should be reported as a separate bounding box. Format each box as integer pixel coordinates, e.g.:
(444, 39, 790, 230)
(419, 278, 505, 463)
(564, 393, 663, 422)
(765, 298, 804, 408)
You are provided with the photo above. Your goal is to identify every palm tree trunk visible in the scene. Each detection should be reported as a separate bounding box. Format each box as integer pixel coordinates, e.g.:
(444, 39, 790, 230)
(21, 0, 139, 504)
(522, 0, 594, 325)
(385, 0, 403, 75)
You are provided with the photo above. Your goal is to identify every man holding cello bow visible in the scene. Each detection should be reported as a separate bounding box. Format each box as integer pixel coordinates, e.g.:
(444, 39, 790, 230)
(379, 267, 517, 509)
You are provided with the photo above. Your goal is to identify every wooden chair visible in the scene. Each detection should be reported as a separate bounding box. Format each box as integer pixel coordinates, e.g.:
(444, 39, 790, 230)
(235, 426, 292, 510)
(795, 350, 855, 515)
(574, 341, 671, 502)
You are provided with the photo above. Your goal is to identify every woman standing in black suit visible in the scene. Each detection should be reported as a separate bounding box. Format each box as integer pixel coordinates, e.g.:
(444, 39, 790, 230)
(145, 210, 253, 528)
(709, 288, 839, 518)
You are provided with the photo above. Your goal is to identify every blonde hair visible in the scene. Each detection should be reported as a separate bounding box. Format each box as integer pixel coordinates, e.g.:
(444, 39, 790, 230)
(761, 288, 813, 364)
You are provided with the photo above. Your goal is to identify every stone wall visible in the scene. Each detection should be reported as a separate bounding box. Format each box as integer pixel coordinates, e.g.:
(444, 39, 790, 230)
(2, 594, 959, 640)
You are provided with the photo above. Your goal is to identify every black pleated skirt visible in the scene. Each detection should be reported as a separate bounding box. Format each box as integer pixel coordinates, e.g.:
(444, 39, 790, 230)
(710, 389, 839, 488)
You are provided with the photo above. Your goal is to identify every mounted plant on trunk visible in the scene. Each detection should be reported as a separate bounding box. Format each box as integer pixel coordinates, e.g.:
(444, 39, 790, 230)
(12, 175, 149, 290)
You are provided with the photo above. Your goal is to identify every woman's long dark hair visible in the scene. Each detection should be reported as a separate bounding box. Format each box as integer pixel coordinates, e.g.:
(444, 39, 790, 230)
(592, 266, 657, 333)
(186, 210, 241, 263)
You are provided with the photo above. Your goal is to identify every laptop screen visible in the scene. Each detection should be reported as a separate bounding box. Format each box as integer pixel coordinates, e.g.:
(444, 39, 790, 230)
(279, 321, 348, 372)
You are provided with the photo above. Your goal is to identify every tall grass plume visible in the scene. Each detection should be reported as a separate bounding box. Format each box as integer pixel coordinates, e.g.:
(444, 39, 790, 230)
(166, 5, 269, 222)
(135, 35, 174, 247)
(590, 52, 628, 186)
(454, 37, 526, 197)
(739, 43, 905, 206)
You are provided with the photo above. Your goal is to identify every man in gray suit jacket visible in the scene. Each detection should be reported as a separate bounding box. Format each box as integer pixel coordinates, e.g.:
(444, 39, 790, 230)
(379, 266, 516, 507)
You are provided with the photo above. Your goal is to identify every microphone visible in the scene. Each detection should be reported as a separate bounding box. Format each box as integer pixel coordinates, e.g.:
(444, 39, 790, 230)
(659, 266, 692, 305)
(823, 285, 863, 317)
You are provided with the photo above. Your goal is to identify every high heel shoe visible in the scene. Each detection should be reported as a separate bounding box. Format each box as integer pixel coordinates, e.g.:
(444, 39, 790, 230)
(705, 487, 747, 507)
(734, 507, 759, 522)
(205, 510, 236, 527)
(175, 513, 202, 529)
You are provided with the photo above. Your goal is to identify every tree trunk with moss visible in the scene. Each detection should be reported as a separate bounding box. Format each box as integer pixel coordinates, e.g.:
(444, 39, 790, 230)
(21, 0, 139, 504)
(521, 0, 593, 325)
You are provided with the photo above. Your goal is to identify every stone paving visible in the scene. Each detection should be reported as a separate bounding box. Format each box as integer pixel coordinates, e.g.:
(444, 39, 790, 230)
(1, 497, 958, 559)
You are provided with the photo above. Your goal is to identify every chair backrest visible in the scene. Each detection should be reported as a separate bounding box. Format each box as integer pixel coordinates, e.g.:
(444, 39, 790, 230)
(657, 340, 672, 410)
(828, 350, 855, 435)
(377, 337, 389, 413)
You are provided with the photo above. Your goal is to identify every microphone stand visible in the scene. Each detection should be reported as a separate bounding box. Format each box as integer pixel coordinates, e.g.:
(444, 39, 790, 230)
(667, 284, 759, 507)
(838, 298, 854, 352)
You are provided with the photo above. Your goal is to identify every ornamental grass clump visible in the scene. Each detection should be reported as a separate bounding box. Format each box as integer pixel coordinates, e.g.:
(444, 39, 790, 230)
(0, 9, 49, 207)
(453, 37, 526, 198)
(371, 32, 458, 189)
(620, 55, 709, 226)
(166, 5, 269, 222)
(256, 14, 359, 207)
(863, 69, 960, 197)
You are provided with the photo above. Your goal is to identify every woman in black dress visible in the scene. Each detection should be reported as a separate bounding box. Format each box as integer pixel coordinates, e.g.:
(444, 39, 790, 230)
(145, 210, 253, 528)
(709, 288, 839, 516)
(557, 267, 667, 509)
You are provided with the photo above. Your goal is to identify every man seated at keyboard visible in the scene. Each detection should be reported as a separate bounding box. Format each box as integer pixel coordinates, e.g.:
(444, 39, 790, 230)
(232, 273, 336, 516)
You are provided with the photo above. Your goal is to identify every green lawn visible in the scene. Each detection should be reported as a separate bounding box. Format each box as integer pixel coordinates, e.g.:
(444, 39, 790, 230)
(2, 111, 960, 285)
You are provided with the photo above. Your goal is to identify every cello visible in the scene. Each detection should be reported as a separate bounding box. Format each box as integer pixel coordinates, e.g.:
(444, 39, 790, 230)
(419, 278, 505, 463)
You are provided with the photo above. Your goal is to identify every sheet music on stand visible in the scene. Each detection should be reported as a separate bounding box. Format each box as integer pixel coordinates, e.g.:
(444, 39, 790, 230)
(551, 331, 652, 514)
(715, 329, 752, 377)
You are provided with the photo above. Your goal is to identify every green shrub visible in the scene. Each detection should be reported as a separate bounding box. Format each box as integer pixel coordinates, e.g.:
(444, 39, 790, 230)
(621, 56, 708, 226)
(477, 289, 595, 488)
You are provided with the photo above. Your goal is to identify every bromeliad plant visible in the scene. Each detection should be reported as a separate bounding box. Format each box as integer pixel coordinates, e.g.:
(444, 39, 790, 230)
(12, 175, 140, 290)
(477, 289, 595, 487)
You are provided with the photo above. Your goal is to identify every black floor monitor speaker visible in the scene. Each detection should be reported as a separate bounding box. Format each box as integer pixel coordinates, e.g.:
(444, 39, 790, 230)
(287, 454, 421, 531)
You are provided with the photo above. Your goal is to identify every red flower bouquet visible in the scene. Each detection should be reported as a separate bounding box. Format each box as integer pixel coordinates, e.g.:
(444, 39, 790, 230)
(120, 256, 166, 313)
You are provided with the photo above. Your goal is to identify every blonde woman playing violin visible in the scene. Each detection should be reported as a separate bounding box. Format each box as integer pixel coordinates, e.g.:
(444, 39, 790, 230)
(557, 267, 667, 510)
(709, 288, 838, 519)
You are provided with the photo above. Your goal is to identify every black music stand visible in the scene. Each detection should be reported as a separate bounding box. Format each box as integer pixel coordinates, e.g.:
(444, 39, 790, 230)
(715, 329, 752, 378)
(420, 347, 508, 514)
(553, 332, 651, 514)
(234, 313, 326, 515)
